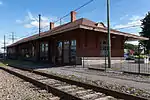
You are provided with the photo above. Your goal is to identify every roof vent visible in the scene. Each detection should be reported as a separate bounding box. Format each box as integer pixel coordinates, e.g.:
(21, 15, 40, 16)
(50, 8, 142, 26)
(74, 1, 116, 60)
(95, 22, 105, 28)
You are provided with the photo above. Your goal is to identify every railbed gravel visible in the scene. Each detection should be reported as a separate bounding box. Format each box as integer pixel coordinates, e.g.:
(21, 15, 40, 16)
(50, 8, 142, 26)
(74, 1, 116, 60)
(0, 69, 59, 100)
(61, 67, 150, 83)
(39, 69, 150, 99)
(5, 67, 118, 100)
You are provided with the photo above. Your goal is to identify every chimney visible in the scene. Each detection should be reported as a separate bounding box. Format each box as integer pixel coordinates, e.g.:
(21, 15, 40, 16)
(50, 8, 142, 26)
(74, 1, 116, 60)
(71, 11, 77, 22)
(50, 22, 54, 30)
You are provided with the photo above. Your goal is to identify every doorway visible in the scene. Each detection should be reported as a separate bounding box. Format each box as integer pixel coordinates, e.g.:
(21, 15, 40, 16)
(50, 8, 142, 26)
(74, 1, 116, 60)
(63, 40, 70, 64)
(100, 40, 108, 56)
(55, 40, 76, 65)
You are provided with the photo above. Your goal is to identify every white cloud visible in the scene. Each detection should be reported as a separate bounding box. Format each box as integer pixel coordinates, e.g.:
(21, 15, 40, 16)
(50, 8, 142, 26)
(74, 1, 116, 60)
(16, 11, 58, 30)
(120, 14, 129, 20)
(16, 20, 23, 24)
(129, 15, 143, 21)
(0, 1, 3, 5)
(24, 24, 33, 28)
(113, 20, 141, 29)
(27, 11, 35, 21)
(113, 15, 144, 29)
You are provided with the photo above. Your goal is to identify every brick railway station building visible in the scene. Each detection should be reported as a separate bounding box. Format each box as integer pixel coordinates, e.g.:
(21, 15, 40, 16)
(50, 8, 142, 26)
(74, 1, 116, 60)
(7, 11, 149, 65)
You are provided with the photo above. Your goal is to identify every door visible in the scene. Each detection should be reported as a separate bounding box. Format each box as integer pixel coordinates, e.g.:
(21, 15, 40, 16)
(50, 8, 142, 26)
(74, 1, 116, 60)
(100, 40, 108, 56)
(56, 41, 63, 64)
(63, 41, 70, 64)
(70, 40, 76, 64)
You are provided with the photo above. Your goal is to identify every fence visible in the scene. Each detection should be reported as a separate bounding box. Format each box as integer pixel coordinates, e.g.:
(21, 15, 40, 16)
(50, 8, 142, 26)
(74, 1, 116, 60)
(81, 48, 150, 75)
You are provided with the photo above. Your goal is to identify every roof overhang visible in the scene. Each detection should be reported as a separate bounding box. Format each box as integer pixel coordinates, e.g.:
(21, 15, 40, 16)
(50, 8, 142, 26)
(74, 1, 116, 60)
(79, 24, 149, 41)
(41, 25, 80, 38)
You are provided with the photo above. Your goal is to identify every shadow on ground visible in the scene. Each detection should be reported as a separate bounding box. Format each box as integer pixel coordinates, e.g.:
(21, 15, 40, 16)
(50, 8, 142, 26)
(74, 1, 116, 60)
(0, 59, 60, 69)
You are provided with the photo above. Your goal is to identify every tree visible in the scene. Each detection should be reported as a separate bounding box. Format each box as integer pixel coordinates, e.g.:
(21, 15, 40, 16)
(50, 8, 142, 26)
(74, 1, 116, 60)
(140, 12, 150, 54)
(124, 43, 138, 50)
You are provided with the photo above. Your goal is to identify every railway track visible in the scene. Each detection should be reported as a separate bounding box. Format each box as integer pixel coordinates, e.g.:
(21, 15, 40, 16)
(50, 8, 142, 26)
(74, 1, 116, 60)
(0, 66, 148, 100)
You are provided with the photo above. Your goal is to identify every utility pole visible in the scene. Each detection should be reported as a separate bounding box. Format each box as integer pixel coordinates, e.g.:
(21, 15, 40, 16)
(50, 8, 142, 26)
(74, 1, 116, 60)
(38, 14, 41, 61)
(10, 32, 15, 43)
(3, 35, 6, 60)
(39, 14, 41, 37)
(107, 0, 111, 68)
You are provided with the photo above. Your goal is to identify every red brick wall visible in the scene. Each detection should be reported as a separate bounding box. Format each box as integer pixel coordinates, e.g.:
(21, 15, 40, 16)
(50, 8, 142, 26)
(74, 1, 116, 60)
(8, 28, 125, 60)
(76, 29, 124, 57)
(50, 29, 124, 57)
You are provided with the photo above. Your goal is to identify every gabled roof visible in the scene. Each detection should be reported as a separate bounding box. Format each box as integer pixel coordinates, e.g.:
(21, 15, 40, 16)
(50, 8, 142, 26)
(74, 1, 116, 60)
(7, 18, 149, 47)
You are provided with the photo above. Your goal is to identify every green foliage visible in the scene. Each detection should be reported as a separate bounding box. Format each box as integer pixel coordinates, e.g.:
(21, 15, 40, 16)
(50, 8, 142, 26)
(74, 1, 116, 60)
(124, 43, 138, 54)
(124, 43, 138, 50)
(134, 55, 149, 59)
(139, 12, 150, 53)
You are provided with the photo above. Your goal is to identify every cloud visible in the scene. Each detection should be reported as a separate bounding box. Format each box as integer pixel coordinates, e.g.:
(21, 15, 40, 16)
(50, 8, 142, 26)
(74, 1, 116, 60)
(16, 11, 58, 30)
(113, 15, 144, 29)
(119, 14, 129, 20)
(0, 1, 3, 5)
(16, 20, 23, 24)
(129, 15, 143, 21)
(27, 11, 35, 21)
(24, 24, 33, 28)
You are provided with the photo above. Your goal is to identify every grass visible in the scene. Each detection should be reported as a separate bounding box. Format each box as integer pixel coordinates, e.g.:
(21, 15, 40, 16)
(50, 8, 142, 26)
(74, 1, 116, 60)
(0, 62, 7, 67)
(0, 59, 50, 69)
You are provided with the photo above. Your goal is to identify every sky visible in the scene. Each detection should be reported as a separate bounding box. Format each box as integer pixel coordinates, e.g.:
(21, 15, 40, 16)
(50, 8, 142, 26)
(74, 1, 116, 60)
(0, 0, 150, 52)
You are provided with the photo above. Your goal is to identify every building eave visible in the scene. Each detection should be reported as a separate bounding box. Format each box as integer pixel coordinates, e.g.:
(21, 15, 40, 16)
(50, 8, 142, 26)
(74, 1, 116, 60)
(79, 24, 149, 41)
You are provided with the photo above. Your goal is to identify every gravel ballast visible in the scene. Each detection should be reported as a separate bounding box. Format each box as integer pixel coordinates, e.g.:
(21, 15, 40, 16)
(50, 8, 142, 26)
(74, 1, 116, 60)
(0, 69, 59, 100)
(37, 67, 150, 99)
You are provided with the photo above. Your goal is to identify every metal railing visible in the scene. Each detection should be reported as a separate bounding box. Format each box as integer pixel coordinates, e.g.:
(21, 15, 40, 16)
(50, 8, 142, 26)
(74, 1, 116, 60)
(81, 49, 150, 75)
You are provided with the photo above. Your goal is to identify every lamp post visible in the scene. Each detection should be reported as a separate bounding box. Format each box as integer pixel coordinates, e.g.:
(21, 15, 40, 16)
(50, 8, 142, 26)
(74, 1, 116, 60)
(107, 0, 111, 68)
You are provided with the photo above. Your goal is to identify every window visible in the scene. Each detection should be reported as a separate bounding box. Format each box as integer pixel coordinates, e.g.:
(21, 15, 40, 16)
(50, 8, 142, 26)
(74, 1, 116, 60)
(57, 41, 62, 57)
(40, 42, 49, 61)
(32, 46, 35, 57)
(41, 44, 45, 52)
(56, 41, 63, 63)
(45, 44, 48, 52)
(71, 40, 76, 63)
(21, 48, 30, 58)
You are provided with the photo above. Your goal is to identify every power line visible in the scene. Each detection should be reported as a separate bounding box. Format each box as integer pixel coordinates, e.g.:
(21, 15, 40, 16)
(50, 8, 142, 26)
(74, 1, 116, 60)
(32, 0, 95, 32)
(53, 0, 95, 23)
(14, 0, 95, 42)
(15, 27, 39, 40)
(115, 25, 141, 30)
(74, 0, 94, 12)
(40, 0, 95, 30)
(18, 30, 38, 39)
(9, 32, 17, 43)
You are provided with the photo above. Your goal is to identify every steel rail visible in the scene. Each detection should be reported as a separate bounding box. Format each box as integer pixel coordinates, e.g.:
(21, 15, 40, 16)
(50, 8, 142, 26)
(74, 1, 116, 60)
(3, 65, 148, 100)
(0, 66, 82, 100)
